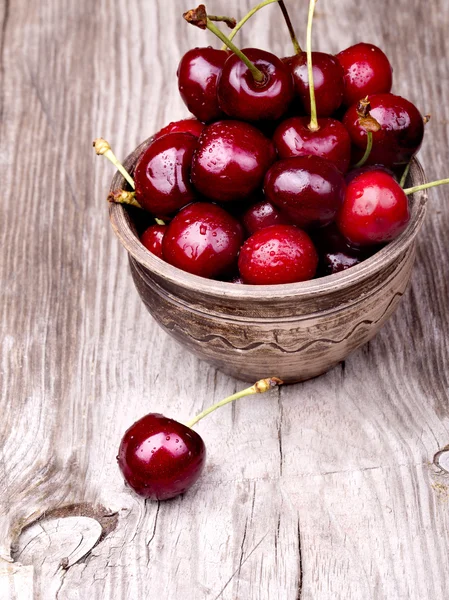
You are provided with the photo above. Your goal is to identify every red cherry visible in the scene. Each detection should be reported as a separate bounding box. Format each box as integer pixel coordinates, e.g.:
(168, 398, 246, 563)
(273, 116, 351, 173)
(337, 171, 410, 246)
(153, 118, 205, 140)
(238, 225, 318, 285)
(191, 120, 276, 202)
(162, 202, 244, 278)
(311, 223, 368, 276)
(134, 132, 198, 215)
(264, 156, 346, 229)
(345, 164, 395, 185)
(117, 413, 206, 500)
(336, 43, 393, 107)
(286, 52, 344, 117)
(177, 47, 228, 123)
(242, 200, 289, 236)
(140, 225, 166, 259)
(217, 48, 294, 121)
(343, 93, 424, 167)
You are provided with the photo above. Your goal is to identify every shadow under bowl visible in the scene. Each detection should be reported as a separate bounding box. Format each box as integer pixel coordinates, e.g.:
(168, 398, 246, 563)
(109, 137, 428, 383)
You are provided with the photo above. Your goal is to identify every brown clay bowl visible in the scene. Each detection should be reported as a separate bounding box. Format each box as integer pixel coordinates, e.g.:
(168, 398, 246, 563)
(109, 137, 427, 383)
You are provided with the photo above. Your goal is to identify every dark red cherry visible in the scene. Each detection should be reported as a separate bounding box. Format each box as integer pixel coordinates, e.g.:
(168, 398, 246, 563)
(242, 200, 289, 236)
(264, 156, 346, 229)
(140, 224, 167, 259)
(238, 225, 318, 285)
(343, 93, 424, 167)
(191, 120, 276, 202)
(336, 43, 393, 107)
(117, 413, 206, 500)
(162, 202, 244, 278)
(311, 223, 368, 276)
(177, 47, 228, 123)
(273, 116, 351, 173)
(287, 52, 344, 117)
(154, 118, 205, 140)
(134, 132, 198, 215)
(217, 48, 294, 121)
(337, 171, 410, 246)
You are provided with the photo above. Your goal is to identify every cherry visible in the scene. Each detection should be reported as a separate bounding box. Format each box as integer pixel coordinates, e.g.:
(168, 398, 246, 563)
(274, 1, 350, 173)
(134, 132, 198, 216)
(242, 199, 289, 236)
(273, 116, 351, 173)
(118, 414, 206, 500)
(343, 93, 425, 167)
(162, 202, 244, 278)
(177, 47, 228, 122)
(140, 224, 167, 259)
(217, 48, 294, 121)
(336, 43, 393, 107)
(153, 118, 205, 140)
(345, 164, 395, 185)
(238, 225, 318, 285)
(311, 223, 368, 275)
(191, 120, 276, 202)
(117, 378, 282, 500)
(337, 171, 410, 246)
(287, 52, 344, 117)
(264, 155, 346, 229)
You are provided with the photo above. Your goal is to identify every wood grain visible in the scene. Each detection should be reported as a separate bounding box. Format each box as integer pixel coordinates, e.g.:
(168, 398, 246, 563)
(0, 0, 448, 599)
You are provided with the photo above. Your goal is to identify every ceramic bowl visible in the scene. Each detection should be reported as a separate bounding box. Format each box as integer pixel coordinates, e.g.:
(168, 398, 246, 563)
(109, 137, 427, 383)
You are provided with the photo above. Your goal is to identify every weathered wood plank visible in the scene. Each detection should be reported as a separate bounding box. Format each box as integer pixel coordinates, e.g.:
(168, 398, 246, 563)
(1, 0, 448, 599)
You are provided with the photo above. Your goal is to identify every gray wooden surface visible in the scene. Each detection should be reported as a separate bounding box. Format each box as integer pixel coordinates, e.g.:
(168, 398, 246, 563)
(1, 0, 449, 598)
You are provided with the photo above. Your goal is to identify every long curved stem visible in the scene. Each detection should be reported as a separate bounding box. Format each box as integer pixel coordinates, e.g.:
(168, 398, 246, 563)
(278, 1, 302, 54)
(226, 0, 278, 45)
(94, 138, 135, 190)
(306, 0, 319, 132)
(404, 178, 449, 196)
(354, 132, 373, 169)
(186, 377, 283, 429)
(399, 162, 411, 188)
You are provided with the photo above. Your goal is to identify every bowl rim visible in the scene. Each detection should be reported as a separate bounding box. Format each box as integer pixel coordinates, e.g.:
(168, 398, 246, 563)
(109, 137, 428, 301)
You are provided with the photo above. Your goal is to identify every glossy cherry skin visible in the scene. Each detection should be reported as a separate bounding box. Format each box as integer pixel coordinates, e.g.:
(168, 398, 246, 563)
(217, 48, 294, 121)
(162, 202, 244, 278)
(337, 171, 410, 246)
(311, 223, 368, 276)
(336, 43, 393, 107)
(117, 413, 206, 500)
(273, 116, 351, 173)
(264, 156, 346, 229)
(191, 120, 276, 202)
(153, 118, 205, 140)
(345, 164, 395, 185)
(140, 224, 167, 259)
(343, 93, 424, 167)
(238, 225, 318, 285)
(177, 47, 228, 123)
(287, 52, 344, 117)
(242, 200, 289, 236)
(134, 133, 198, 215)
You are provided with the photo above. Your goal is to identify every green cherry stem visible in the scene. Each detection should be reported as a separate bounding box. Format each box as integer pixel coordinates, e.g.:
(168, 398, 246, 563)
(399, 162, 411, 188)
(306, 0, 319, 132)
(184, 5, 265, 83)
(93, 138, 165, 224)
(278, 0, 302, 54)
(403, 178, 449, 196)
(354, 132, 373, 169)
(226, 0, 279, 46)
(185, 377, 283, 429)
(208, 14, 237, 28)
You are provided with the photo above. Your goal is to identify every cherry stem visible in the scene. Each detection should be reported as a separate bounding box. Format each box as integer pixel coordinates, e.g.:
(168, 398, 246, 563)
(278, 0, 302, 54)
(226, 0, 279, 46)
(185, 377, 283, 429)
(399, 162, 411, 188)
(306, 0, 319, 132)
(404, 178, 449, 196)
(94, 138, 165, 224)
(354, 132, 373, 168)
(206, 19, 265, 82)
(208, 14, 237, 29)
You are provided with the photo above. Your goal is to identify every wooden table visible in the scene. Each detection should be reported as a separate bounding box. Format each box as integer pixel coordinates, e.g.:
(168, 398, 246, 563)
(1, 1, 449, 598)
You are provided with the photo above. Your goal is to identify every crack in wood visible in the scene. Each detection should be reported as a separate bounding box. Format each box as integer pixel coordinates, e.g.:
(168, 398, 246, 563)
(296, 517, 303, 600)
(146, 501, 160, 567)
